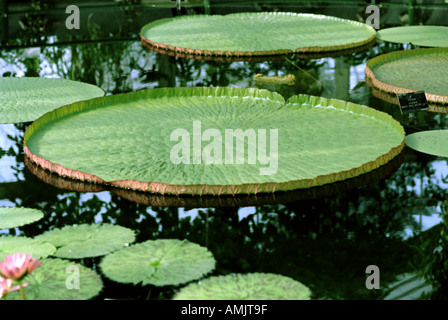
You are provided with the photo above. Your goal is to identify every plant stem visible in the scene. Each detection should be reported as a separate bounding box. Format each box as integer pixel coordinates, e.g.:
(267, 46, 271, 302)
(19, 282, 26, 300)
(146, 286, 152, 300)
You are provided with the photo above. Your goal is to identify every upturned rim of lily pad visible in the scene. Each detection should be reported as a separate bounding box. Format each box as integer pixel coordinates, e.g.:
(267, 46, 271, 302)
(368, 85, 448, 114)
(365, 47, 448, 105)
(23, 87, 405, 197)
(24, 150, 404, 208)
(141, 12, 376, 59)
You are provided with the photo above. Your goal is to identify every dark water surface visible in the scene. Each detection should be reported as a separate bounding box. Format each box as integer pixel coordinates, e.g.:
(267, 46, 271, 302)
(1, 1, 448, 300)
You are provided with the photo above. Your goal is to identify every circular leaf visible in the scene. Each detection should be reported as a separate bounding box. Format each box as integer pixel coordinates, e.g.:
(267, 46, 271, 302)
(377, 26, 448, 47)
(24, 87, 405, 196)
(405, 130, 448, 158)
(5, 258, 103, 300)
(100, 239, 216, 286)
(173, 273, 312, 300)
(0, 236, 56, 260)
(365, 47, 448, 104)
(141, 12, 376, 57)
(0, 77, 104, 124)
(0, 207, 44, 229)
(35, 224, 136, 259)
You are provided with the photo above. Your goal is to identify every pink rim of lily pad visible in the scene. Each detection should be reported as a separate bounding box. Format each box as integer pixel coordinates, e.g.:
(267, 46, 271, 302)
(142, 36, 377, 62)
(365, 47, 448, 105)
(25, 150, 404, 207)
(24, 144, 404, 196)
(369, 85, 448, 114)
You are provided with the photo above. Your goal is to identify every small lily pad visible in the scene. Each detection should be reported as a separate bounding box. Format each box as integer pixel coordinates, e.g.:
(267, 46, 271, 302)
(35, 224, 136, 259)
(0, 236, 56, 260)
(0, 207, 44, 229)
(405, 130, 448, 158)
(173, 273, 312, 300)
(377, 26, 448, 47)
(100, 239, 216, 286)
(5, 258, 103, 300)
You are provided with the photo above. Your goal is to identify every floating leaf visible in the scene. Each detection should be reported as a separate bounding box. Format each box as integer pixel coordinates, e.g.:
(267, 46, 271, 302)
(35, 224, 136, 259)
(365, 47, 448, 104)
(141, 12, 376, 57)
(0, 207, 44, 229)
(377, 26, 448, 47)
(24, 87, 405, 196)
(0, 77, 104, 124)
(0, 236, 56, 260)
(100, 239, 216, 286)
(5, 258, 103, 300)
(173, 273, 312, 300)
(405, 130, 448, 158)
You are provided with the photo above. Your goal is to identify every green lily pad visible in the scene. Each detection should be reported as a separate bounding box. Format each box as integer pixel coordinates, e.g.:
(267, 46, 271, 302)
(34, 224, 136, 259)
(24, 87, 405, 196)
(0, 207, 44, 229)
(405, 130, 448, 158)
(365, 47, 448, 104)
(377, 26, 448, 47)
(141, 12, 376, 57)
(5, 258, 103, 300)
(0, 77, 104, 124)
(0, 236, 56, 260)
(173, 273, 312, 300)
(100, 239, 216, 286)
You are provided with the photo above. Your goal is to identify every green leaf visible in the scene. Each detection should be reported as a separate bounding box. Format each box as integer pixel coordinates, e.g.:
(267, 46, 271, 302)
(377, 26, 448, 47)
(35, 224, 136, 259)
(384, 273, 432, 300)
(24, 87, 405, 196)
(0, 207, 44, 229)
(405, 130, 448, 158)
(0, 236, 56, 260)
(173, 273, 312, 300)
(5, 258, 103, 300)
(366, 47, 448, 104)
(0, 77, 104, 124)
(141, 12, 376, 56)
(100, 239, 216, 286)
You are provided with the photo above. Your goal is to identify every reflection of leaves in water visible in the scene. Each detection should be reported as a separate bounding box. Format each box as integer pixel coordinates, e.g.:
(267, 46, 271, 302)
(409, 201, 448, 299)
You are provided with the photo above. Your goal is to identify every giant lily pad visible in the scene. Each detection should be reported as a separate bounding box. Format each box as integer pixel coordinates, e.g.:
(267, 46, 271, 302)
(365, 47, 448, 104)
(0, 236, 56, 260)
(0, 207, 44, 229)
(141, 12, 376, 58)
(377, 26, 448, 47)
(24, 87, 405, 196)
(0, 77, 104, 124)
(34, 224, 136, 259)
(405, 130, 448, 158)
(100, 239, 216, 286)
(173, 273, 311, 300)
(5, 258, 103, 300)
